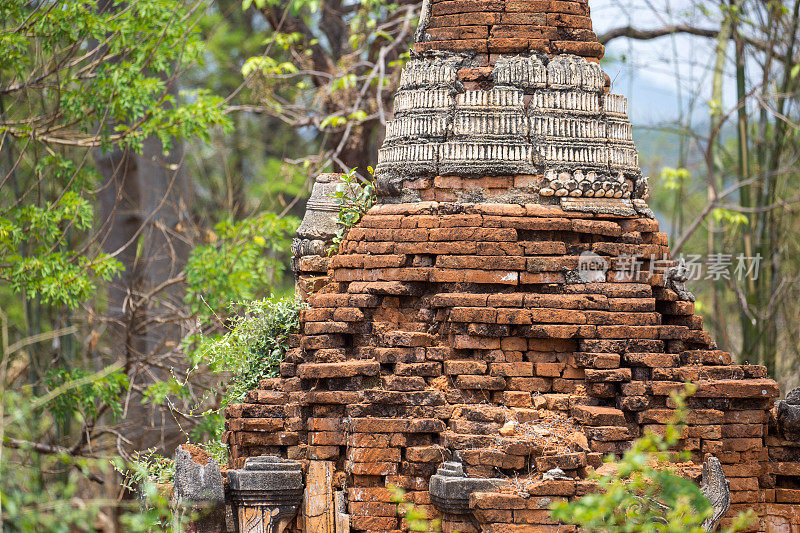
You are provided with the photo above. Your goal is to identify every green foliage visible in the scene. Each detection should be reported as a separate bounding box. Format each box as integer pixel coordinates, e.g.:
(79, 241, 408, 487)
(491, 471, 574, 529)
(243, 0, 320, 15)
(181, 296, 302, 439)
(0, 0, 231, 152)
(184, 213, 299, 317)
(0, 0, 231, 310)
(551, 385, 754, 532)
(329, 168, 376, 253)
(2, 380, 173, 532)
(142, 377, 191, 407)
(43, 367, 130, 426)
(659, 166, 691, 192)
(389, 485, 442, 532)
(122, 449, 178, 486)
(0, 154, 122, 308)
(711, 208, 749, 227)
(127, 297, 301, 485)
(195, 439, 230, 467)
(242, 55, 300, 78)
(203, 297, 303, 402)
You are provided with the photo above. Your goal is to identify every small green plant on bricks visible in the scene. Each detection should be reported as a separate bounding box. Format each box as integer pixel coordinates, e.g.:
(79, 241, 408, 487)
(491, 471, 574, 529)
(389, 484, 443, 532)
(328, 167, 376, 253)
(551, 384, 755, 532)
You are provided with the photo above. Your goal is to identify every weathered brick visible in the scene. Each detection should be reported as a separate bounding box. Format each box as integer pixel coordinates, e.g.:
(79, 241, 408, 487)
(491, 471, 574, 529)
(584, 426, 631, 442)
(624, 352, 678, 367)
(536, 452, 587, 471)
(382, 375, 426, 391)
(348, 447, 401, 463)
(491, 362, 535, 377)
(454, 375, 507, 390)
(470, 492, 526, 510)
(535, 362, 566, 377)
(349, 516, 398, 530)
(500, 391, 533, 407)
(571, 405, 626, 426)
(298, 360, 379, 379)
(396, 362, 442, 377)
(450, 306, 498, 323)
(438, 255, 526, 270)
(507, 377, 552, 393)
(585, 368, 631, 382)
(453, 335, 501, 350)
(348, 417, 446, 433)
(406, 445, 448, 463)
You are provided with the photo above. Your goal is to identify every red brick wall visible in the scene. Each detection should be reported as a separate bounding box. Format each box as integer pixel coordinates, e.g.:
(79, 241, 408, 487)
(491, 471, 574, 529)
(416, 0, 604, 62)
(225, 201, 791, 532)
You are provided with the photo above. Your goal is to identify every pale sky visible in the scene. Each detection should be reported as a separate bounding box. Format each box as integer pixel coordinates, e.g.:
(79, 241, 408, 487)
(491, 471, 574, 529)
(591, 0, 735, 125)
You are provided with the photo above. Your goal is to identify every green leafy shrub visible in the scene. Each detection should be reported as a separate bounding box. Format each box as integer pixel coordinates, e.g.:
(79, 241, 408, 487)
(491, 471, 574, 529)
(121, 449, 177, 487)
(185, 214, 299, 317)
(0, 0, 231, 310)
(329, 168, 376, 252)
(551, 385, 754, 532)
(43, 367, 129, 427)
(128, 297, 303, 480)
(203, 297, 303, 403)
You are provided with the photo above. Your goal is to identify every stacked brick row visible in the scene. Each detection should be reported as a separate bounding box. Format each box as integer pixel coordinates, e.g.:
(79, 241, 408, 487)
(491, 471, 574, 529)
(295, 255, 330, 302)
(416, 0, 604, 61)
(225, 201, 782, 532)
(225, 378, 304, 469)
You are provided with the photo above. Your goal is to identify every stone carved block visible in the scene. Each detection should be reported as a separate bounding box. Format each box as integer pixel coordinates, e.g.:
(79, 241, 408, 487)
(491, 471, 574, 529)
(376, 143, 438, 174)
(439, 140, 533, 175)
(603, 93, 628, 117)
(295, 174, 341, 244)
(581, 61, 605, 91)
(414, 0, 432, 43)
(452, 88, 527, 139)
(172, 445, 226, 533)
(530, 115, 604, 140)
(700, 456, 730, 532)
(293, 173, 341, 271)
(663, 258, 696, 302)
(493, 55, 547, 90)
(607, 118, 633, 141)
(429, 462, 504, 515)
(608, 144, 639, 172)
(375, 53, 646, 200)
(393, 89, 454, 116)
(456, 87, 525, 110)
(227, 456, 304, 533)
(534, 142, 608, 168)
(453, 111, 528, 137)
(777, 387, 800, 442)
(399, 58, 459, 90)
(633, 198, 655, 218)
(538, 169, 629, 199)
(560, 197, 637, 216)
(547, 55, 604, 91)
(384, 114, 450, 142)
(530, 89, 602, 115)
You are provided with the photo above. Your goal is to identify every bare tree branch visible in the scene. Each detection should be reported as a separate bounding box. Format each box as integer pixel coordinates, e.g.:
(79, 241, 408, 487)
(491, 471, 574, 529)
(598, 23, 772, 55)
(598, 24, 718, 44)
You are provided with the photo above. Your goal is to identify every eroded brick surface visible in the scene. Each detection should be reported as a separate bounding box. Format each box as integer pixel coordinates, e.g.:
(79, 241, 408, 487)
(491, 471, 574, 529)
(418, 0, 603, 60)
(226, 203, 796, 532)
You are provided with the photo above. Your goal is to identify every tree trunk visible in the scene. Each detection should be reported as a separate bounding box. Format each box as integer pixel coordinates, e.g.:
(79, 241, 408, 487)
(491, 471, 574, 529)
(95, 134, 193, 453)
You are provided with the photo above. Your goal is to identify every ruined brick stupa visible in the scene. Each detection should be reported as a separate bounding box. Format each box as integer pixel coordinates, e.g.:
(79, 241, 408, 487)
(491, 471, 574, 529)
(225, 1, 800, 530)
